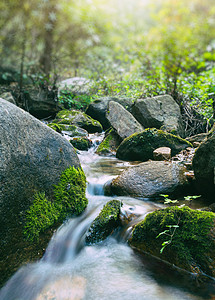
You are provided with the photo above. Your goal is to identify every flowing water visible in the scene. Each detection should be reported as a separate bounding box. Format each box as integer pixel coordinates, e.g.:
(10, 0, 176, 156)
(1, 133, 215, 300)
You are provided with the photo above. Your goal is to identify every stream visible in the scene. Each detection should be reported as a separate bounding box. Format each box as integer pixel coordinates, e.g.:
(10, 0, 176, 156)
(0, 133, 215, 300)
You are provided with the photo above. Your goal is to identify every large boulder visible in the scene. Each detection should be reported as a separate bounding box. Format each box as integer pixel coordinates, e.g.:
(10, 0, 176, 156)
(0, 99, 85, 285)
(116, 128, 192, 162)
(130, 206, 215, 278)
(53, 109, 103, 133)
(106, 101, 143, 141)
(192, 129, 215, 197)
(86, 97, 134, 130)
(132, 95, 184, 136)
(108, 161, 189, 198)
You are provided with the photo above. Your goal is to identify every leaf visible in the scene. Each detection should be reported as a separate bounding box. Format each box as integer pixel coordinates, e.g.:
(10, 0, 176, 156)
(156, 230, 169, 238)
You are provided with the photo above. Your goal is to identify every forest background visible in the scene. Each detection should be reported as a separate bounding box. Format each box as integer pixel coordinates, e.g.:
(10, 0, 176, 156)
(0, 0, 215, 136)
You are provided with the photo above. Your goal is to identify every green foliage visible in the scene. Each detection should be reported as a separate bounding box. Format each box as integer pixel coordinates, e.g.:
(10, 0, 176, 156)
(156, 224, 180, 254)
(160, 194, 179, 205)
(59, 90, 94, 110)
(24, 167, 88, 241)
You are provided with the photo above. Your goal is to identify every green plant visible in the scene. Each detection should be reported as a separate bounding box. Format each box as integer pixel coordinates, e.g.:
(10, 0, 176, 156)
(160, 194, 178, 205)
(59, 90, 93, 110)
(156, 223, 180, 253)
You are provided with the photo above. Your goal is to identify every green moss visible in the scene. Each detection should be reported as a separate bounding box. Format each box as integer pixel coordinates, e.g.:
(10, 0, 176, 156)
(85, 200, 122, 245)
(54, 166, 88, 218)
(96, 133, 113, 154)
(24, 167, 88, 241)
(116, 128, 192, 161)
(130, 206, 215, 273)
(23, 192, 60, 241)
(70, 137, 92, 150)
(48, 123, 64, 133)
(56, 109, 80, 119)
(54, 109, 103, 133)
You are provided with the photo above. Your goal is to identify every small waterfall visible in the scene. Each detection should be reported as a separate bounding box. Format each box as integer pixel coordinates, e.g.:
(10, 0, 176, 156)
(0, 132, 213, 300)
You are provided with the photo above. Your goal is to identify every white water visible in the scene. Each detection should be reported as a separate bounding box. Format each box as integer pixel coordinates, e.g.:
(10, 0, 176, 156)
(0, 133, 213, 300)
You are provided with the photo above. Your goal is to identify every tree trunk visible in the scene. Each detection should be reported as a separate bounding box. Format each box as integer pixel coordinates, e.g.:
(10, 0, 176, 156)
(40, 0, 57, 82)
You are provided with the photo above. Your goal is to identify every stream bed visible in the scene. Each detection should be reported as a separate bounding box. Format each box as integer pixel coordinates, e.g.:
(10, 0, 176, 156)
(1, 133, 215, 300)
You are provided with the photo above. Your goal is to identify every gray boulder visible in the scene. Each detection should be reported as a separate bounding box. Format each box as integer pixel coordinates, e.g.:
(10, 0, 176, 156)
(20, 87, 61, 119)
(0, 99, 80, 285)
(132, 95, 184, 136)
(106, 101, 143, 140)
(86, 97, 134, 129)
(192, 129, 215, 197)
(109, 161, 189, 198)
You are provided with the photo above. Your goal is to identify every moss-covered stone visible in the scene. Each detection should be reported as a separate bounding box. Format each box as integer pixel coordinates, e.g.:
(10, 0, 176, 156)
(48, 123, 64, 133)
(96, 129, 121, 155)
(54, 109, 103, 133)
(24, 167, 88, 241)
(70, 137, 92, 150)
(85, 200, 122, 245)
(130, 206, 215, 277)
(116, 128, 192, 161)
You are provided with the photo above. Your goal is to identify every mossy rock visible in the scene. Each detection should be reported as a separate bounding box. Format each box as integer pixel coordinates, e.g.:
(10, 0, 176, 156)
(85, 200, 122, 245)
(130, 206, 215, 277)
(54, 109, 103, 133)
(70, 137, 92, 151)
(96, 129, 121, 156)
(48, 123, 88, 137)
(116, 128, 192, 161)
(24, 167, 88, 241)
(48, 123, 64, 133)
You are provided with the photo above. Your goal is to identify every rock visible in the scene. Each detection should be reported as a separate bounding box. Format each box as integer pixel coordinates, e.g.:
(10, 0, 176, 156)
(130, 206, 215, 278)
(116, 128, 192, 162)
(0, 93, 16, 105)
(0, 99, 86, 285)
(86, 97, 134, 130)
(192, 130, 215, 197)
(48, 123, 88, 137)
(109, 161, 189, 198)
(85, 200, 122, 244)
(96, 129, 121, 156)
(54, 109, 103, 133)
(132, 95, 184, 136)
(153, 147, 171, 161)
(24, 87, 60, 119)
(106, 101, 143, 141)
(70, 137, 92, 151)
(57, 77, 92, 96)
